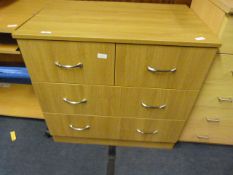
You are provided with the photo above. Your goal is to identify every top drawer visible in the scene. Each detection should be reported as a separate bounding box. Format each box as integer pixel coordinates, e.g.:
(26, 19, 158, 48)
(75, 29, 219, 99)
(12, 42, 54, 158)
(17, 40, 115, 85)
(116, 44, 216, 90)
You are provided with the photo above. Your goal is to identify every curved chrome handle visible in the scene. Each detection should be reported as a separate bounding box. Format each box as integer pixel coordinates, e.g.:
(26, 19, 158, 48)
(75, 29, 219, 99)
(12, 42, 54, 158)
(218, 97, 233, 103)
(69, 124, 90, 131)
(54, 61, 83, 69)
(136, 129, 158, 135)
(197, 135, 209, 139)
(206, 117, 220, 123)
(63, 98, 87, 105)
(141, 102, 166, 109)
(147, 66, 176, 73)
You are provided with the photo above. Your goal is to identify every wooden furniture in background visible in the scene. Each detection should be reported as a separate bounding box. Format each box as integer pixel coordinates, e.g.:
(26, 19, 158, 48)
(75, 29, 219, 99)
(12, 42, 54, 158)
(180, 0, 233, 145)
(14, 1, 219, 148)
(0, 0, 46, 119)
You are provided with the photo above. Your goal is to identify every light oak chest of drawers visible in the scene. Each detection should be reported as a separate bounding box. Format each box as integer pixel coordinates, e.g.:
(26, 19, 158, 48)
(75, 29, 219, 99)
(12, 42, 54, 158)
(13, 1, 220, 148)
(180, 0, 233, 145)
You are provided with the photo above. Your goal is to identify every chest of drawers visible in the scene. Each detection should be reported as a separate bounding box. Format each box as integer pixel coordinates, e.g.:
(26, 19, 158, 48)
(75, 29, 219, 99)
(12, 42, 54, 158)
(180, 0, 233, 145)
(13, 1, 220, 148)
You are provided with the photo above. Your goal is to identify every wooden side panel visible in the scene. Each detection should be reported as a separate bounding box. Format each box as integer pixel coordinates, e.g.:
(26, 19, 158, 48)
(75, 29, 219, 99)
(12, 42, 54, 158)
(17, 40, 115, 85)
(116, 44, 216, 90)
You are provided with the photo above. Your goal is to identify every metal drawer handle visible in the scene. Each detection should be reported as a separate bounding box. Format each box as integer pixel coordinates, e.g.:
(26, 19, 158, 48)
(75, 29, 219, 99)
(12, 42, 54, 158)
(54, 61, 83, 69)
(141, 102, 166, 109)
(69, 124, 90, 131)
(147, 66, 176, 73)
(218, 97, 233, 103)
(197, 135, 209, 139)
(63, 98, 87, 105)
(136, 129, 158, 135)
(206, 117, 220, 123)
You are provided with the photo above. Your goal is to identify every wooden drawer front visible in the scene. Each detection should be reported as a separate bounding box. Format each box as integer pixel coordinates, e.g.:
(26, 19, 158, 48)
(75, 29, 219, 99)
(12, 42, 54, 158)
(115, 44, 216, 90)
(180, 106, 233, 145)
(205, 54, 233, 84)
(17, 40, 115, 85)
(33, 83, 197, 120)
(45, 114, 185, 143)
(195, 83, 233, 109)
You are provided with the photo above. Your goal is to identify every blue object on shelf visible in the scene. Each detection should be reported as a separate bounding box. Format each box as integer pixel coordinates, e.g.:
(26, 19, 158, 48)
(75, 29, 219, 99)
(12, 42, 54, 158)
(0, 66, 31, 84)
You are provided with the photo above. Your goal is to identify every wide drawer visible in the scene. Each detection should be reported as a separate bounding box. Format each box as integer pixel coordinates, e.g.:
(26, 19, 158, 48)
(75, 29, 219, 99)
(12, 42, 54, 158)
(45, 114, 185, 143)
(180, 106, 233, 145)
(17, 40, 115, 85)
(195, 83, 233, 109)
(34, 83, 198, 120)
(115, 44, 216, 90)
(205, 53, 233, 84)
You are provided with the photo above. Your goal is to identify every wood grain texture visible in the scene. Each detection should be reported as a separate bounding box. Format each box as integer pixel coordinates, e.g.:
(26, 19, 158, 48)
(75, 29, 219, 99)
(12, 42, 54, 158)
(204, 54, 233, 85)
(78, 0, 192, 6)
(45, 113, 185, 143)
(191, 0, 233, 54)
(180, 106, 233, 145)
(0, 84, 43, 118)
(13, 1, 220, 47)
(116, 44, 217, 90)
(33, 83, 198, 120)
(17, 40, 115, 85)
(0, 0, 48, 33)
(54, 136, 174, 149)
(210, 0, 233, 14)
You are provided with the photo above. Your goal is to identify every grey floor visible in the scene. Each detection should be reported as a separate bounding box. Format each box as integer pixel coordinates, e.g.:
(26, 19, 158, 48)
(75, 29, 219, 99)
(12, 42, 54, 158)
(0, 116, 233, 175)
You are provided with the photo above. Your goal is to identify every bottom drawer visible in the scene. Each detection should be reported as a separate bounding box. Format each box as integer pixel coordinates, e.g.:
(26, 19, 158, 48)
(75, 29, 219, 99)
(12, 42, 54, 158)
(180, 106, 233, 145)
(45, 114, 184, 143)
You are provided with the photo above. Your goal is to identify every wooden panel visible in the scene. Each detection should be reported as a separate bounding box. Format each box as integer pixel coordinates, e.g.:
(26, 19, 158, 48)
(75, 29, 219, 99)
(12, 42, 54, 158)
(0, 84, 43, 119)
(13, 1, 220, 47)
(180, 106, 233, 145)
(205, 54, 233, 84)
(54, 136, 174, 149)
(191, 0, 233, 54)
(116, 44, 216, 90)
(210, 0, 233, 14)
(45, 113, 185, 143)
(17, 40, 115, 85)
(33, 83, 198, 120)
(78, 0, 192, 6)
(0, 0, 47, 33)
(191, 0, 225, 34)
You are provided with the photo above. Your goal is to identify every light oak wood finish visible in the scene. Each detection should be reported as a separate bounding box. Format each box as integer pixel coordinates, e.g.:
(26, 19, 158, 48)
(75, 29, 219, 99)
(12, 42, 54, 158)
(0, 54, 23, 65)
(180, 106, 233, 145)
(13, 1, 220, 47)
(18, 40, 115, 85)
(45, 113, 185, 143)
(54, 136, 174, 149)
(210, 0, 233, 14)
(0, 84, 43, 119)
(33, 83, 198, 120)
(191, 0, 233, 54)
(116, 44, 217, 90)
(0, 0, 47, 33)
(53, 136, 174, 149)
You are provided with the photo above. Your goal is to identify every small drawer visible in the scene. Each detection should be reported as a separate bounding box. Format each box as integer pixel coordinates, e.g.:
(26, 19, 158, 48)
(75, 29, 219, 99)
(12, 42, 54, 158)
(45, 113, 185, 143)
(205, 54, 233, 85)
(195, 83, 233, 109)
(33, 83, 198, 120)
(17, 40, 115, 85)
(115, 44, 216, 90)
(180, 106, 233, 145)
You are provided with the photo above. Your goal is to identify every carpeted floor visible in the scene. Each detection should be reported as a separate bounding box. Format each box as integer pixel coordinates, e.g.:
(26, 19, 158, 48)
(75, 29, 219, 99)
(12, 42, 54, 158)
(0, 116, 233, 175)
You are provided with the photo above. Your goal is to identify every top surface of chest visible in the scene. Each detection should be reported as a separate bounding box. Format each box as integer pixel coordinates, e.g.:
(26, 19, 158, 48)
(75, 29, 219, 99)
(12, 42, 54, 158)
(13, 0, 220, 47)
